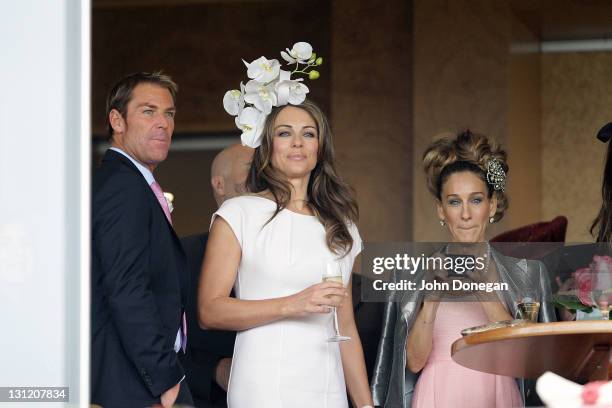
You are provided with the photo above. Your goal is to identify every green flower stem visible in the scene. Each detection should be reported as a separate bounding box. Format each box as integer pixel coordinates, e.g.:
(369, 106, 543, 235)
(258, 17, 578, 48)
(291, 61, 317, 76)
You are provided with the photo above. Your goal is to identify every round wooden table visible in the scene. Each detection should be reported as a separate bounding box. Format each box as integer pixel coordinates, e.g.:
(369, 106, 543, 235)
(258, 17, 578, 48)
(451, 321, 612, 382)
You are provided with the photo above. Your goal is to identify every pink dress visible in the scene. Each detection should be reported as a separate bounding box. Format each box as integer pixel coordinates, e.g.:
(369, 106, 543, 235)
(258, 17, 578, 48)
(412, 302, 523, 408)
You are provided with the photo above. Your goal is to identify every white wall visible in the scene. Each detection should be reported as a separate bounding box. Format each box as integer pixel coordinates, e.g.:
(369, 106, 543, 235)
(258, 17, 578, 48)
(0, 0, 89, 406)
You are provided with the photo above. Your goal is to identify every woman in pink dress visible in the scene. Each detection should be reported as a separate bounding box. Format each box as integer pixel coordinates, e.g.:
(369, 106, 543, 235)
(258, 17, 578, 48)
(371, 130, 555, 407)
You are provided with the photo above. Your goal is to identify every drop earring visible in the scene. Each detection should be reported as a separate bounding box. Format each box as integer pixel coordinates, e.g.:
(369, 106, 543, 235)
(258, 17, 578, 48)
(440, 220, 446, 226)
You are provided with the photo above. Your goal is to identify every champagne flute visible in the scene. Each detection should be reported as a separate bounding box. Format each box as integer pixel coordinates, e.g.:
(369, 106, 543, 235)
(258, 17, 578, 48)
(594, 291, 611, 320)
(323, 260, 350, 342)
(592, 259, 611, 320)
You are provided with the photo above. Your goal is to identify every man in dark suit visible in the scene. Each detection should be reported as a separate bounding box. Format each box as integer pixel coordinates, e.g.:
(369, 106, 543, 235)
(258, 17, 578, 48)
(179, 144, 253, 408)
(91, 72, 192, 408)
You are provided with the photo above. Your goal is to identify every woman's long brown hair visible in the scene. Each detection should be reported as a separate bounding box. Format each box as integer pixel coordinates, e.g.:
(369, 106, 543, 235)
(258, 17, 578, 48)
(246, 100, 359, 256)
(591, 142, 612, 242)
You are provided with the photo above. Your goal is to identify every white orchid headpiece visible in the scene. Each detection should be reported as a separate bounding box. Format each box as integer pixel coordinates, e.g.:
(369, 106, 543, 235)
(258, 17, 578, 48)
(223, 42, 323, 148)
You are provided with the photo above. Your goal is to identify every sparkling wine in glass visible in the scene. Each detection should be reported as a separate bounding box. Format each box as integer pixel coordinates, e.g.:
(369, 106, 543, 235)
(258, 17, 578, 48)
(594, 291, 611, 320)
(323, 260, 350, 342)
(515, 298, 540, 322)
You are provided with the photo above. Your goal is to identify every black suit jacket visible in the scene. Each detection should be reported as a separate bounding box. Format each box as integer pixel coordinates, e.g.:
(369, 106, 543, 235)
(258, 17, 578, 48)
(180, 233, 236, 408)
(91, 149, 189, 408)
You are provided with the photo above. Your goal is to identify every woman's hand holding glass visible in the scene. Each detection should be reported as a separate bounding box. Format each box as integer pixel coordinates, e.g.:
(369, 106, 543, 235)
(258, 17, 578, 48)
(282, 280, 347, 318)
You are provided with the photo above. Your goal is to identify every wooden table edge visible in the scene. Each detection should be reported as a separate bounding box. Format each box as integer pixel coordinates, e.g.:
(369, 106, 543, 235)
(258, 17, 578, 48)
(452, 321, 612, 355)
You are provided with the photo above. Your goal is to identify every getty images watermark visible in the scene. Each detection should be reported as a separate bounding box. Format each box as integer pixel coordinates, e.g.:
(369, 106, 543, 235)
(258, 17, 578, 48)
(357, 242, 553, 302)
(370, 251, 508, 293)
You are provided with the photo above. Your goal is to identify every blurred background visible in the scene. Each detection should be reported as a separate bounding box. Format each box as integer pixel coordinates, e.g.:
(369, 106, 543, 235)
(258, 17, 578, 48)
(92, 0, 612, 243)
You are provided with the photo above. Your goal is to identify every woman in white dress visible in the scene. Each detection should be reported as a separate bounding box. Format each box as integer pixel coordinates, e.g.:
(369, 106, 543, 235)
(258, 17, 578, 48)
(198, 99, 374, 408)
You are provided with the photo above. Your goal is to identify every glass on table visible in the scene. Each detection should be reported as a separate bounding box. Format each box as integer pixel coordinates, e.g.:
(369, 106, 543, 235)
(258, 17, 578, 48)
(594, 291, 611, 320)
(515, 296, 540, 322)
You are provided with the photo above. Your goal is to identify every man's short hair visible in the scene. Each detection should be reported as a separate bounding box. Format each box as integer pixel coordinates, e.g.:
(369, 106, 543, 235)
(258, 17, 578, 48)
(105, 71, 178, 140)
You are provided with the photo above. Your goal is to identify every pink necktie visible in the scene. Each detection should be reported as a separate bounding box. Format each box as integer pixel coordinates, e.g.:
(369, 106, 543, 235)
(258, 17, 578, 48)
(150, 181, 172, 225)
(150, 181, 187, 351)
(181, 312, 187, 353)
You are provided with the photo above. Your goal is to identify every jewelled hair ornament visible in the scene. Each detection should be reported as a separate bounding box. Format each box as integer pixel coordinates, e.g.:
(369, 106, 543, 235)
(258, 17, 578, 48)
(486, 158, 506, 191)
(222, 42, 323, 148)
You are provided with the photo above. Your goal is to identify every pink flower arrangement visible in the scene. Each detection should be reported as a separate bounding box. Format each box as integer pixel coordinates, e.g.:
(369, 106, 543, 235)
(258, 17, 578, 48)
(572, 267, 595, 306)
(555, 254, 612, 315)
(592, 255, 612, 281)
(572, 255, 612, 307)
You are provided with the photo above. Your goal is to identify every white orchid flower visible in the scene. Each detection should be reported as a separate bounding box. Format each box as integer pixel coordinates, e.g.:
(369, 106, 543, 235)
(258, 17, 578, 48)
(224, 43, 322, 148)
(242, 56, 280, 83)
(235, 107, 266, 148)
(280, 50, 297, 64)
(275, 70, 293, 105)
(292, 42, 313, 61)
(277, 80, 309, 105)
(222, 85, 244, 116)
(287, 82, 309, 105)
(281, 42, 313, 64)
(244, 80, 277, 114)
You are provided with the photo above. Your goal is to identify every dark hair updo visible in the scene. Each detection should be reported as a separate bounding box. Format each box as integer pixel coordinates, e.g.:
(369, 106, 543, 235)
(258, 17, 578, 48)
(422, 130, 509, 222)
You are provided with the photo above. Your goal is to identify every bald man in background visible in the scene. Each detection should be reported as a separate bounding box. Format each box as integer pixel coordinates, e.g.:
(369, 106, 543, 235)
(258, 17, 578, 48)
(179, 143, 253, 408)
(209, 144, 253, 206)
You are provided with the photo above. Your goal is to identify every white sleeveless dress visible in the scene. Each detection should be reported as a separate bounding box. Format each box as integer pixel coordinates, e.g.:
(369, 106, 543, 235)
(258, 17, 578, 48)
(212, 195, 362, 408)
